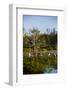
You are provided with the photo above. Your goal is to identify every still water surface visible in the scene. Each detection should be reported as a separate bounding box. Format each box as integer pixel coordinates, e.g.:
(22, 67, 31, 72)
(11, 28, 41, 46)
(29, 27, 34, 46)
(44, 68, 57, 73)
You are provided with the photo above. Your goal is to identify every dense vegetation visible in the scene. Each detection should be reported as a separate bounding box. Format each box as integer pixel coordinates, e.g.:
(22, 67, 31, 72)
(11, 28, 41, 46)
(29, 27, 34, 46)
(23, 28, 57, 74)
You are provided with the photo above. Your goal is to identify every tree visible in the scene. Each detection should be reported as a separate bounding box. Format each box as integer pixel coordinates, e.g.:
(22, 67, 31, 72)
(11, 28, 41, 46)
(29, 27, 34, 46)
(48, 28, 57, 50)
(30, 28, 40, 56)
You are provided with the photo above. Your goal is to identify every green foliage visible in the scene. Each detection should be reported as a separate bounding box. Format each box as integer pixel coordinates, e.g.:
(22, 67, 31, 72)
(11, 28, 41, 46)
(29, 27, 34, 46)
(23, 28, 57, 74)
(23, 54, 57, 74)
(23, 28, 57, 50)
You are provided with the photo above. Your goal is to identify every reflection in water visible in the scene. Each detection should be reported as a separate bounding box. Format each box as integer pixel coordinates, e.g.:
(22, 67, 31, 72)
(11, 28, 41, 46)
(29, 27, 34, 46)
(44, 68, 57, 73)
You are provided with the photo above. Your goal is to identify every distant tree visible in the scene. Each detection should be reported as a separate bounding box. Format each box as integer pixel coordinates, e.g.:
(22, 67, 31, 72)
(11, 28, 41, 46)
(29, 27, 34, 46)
(48, 28, 57, 50)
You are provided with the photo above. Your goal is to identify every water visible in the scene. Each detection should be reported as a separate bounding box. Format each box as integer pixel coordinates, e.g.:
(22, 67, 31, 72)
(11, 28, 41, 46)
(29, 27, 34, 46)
(44, 68, 57, 73)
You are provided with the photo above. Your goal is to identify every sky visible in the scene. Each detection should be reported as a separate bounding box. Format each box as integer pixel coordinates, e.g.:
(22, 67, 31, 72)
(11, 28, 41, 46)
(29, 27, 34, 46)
(23, 15, 57, 34)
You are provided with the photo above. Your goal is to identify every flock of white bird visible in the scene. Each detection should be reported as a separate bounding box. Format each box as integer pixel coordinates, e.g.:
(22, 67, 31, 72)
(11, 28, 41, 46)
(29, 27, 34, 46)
(28, 52, 56, 57)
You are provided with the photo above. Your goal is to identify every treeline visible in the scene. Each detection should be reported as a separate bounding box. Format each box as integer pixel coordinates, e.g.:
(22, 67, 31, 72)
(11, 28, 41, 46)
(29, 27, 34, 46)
(23, 28, 57, 50)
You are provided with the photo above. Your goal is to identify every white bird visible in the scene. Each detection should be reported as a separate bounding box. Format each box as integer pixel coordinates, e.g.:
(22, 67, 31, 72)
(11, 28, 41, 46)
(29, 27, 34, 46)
(54, 53, 56, 57)
(29, 53, 31, 57)
(48, 53, 51, 57)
